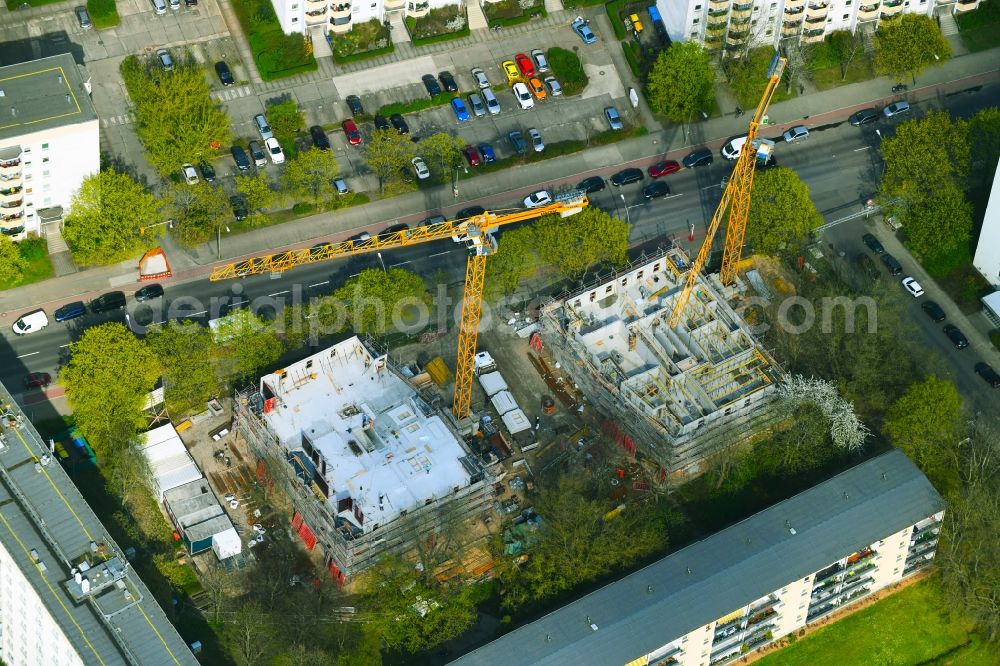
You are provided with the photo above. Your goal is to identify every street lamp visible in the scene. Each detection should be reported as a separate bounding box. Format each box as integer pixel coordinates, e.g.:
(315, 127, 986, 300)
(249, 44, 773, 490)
(217, 223, 230, 259)
(619, 193, 633, 226)
(377, 252, 386, 273)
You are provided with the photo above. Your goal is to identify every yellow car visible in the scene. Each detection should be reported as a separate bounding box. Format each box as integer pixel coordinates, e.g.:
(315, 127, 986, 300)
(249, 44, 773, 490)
(502, 60, 520, 85)
(528, 77, 546, 101)
(629, 13, 644, 33)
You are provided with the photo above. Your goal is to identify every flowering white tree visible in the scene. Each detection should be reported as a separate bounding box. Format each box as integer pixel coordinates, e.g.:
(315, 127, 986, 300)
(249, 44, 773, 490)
(778, 375, 870, 452)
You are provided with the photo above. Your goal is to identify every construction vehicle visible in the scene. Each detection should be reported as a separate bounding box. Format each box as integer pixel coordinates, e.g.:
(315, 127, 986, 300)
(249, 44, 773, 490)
(209, 191, 590, 420)
(668, 53, 787, 328)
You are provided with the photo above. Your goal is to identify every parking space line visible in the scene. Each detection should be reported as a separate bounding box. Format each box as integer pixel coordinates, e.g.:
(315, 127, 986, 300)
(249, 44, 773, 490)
(428, 250, 454, 258)
(16, 352, 39, 358)
(268, 290, 289, 297)
(308, 281, 329, 288)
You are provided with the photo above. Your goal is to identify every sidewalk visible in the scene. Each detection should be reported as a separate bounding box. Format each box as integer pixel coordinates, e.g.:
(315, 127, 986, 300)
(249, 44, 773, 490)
(2, 47, 998, 317)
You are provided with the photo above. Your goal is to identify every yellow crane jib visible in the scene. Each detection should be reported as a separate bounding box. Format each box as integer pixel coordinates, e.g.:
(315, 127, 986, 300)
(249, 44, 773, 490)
(667, 53, 787, 329)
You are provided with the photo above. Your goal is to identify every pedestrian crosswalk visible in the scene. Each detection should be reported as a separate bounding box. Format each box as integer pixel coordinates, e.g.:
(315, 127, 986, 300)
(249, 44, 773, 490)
(210, 84, 254, 102)
(100, 113, 135, 128)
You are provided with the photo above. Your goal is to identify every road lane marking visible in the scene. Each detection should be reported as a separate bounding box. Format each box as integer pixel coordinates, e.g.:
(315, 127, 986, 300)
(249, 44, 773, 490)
(853, 147, 870, 152)
(308, 281, 329, 288)
(16, 352, 39, 358)
(392, 260, 414, 267)
(268, 290, 289, 297)
(190, 310, 208, 316)
(428, 250, 455, 258)
(701, 184, 721, 190)
(59, 343, 72, 348)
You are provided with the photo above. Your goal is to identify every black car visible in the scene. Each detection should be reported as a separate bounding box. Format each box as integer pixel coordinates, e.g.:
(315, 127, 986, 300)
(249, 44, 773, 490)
(682, 148, 713, 168)
(880, 253, 902, 275)
(346, 95, 365, 116)
(422, 74, 442, 97)
(455, 206, 486, 219)
(230, 194, 249, 221)
(921, 301, 946, 323)
(577, 176, 606, 194)
(231, 145, 251, 171)
(309, 125, 330, 150)
(610, 168, 643, 187)
(390, 114, 409, 134)
(374, 114, 390, 131)
(439, 71, 458, 93)
(90, 291, 126, 313)
(215, 61, 234, 86)
(199, 160, 216, 183)
(943, 324, 969, 349)
(134, 284, 164, 302)
(310, 242, 334, 258)
(862, 233, 884, 254)
(642, 181, 670, 200)
(975, 362, 1000, 388)
(849, 108, 880, 126)
(378, 223, 409, 242)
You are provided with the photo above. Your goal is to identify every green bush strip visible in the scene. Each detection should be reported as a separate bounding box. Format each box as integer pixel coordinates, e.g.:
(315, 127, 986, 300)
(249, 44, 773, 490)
(548, 47, 588, 97)
(332, 43, 395, 64)
(0, 237, 54, 291)
(621, 41, 641, 78)
(405, 18, 471, 46)
(231, 0, 317, 81)
(607, 0, 627, 39)
(87, 0, 119, 29)
(378, 91, 455, 118)
(5, 0, 61, 7)
(483, 0, 548, 27)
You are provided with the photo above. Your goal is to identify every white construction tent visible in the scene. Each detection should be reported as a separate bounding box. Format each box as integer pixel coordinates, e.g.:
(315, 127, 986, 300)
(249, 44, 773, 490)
(478, 372, 508, 398)
(140, 423, 203, 500)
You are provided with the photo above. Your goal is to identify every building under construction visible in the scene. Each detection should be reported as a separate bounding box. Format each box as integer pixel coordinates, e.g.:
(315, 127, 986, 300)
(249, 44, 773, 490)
(233, 336, 495, 584)
(539, 246, 784, 477)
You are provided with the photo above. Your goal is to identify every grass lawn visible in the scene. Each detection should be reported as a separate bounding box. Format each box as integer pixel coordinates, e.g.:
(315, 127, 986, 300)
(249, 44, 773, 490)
(4, 0, 61, 7)
(755, 578, 979, 666)
(0, 237, 54, 291)
(957, 0, 1000, 52)
(87, 0, 120, 29)
(811, 58, 876, 91)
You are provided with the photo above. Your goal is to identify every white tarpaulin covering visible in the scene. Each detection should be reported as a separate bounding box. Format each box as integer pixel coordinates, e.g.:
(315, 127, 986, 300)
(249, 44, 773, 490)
(212, 527, 243, 560)
(478, 372, 508, 398)
(502, 408, 531, 435)
(141, 423, 203, 500)
(490, 390, 518, 416)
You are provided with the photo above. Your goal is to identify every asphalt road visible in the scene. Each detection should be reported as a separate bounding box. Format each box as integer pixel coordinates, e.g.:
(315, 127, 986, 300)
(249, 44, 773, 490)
(4, 82, 999, 415)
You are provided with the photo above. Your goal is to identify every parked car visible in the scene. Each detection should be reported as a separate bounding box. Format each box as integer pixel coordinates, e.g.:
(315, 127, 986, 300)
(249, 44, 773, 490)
(508, 130, 526, 154)
(248, 140, 266, 167)
(254, 113, 273, 140)
(482, 88, 501, 115)
(544, 76, 562, 96)
(572, 16, 597, 43)
(456, 206, 486, 219)
(472, 67, 490, 89)
(524, 190, 552, 208)
(515, 53, 535, 78)
(605, 106, 623, 130)
(181, 163, 199, 185)
(378, 223, 409, 242)
(156, 48, 174, 71)
(883, 101, 910, 118)
(75, 5, 92, 28)
(390, 114, 409, 134)
(198, 160, 216, 183)
(502, 60, 520, 85)
(512, 82, 534, 110)
(527, 77, 546, 101)
(12, 310, 48, 335)
(880, 253, 902, 275)
(439, 71, 458, 92)
(54, 301, 87, 322)
(215, 61, 234, 86)
(849, 108, 880, 126)
(168, 0, 179, 9)
(974, 362, 1000, 388)
(643, 181, 670, 200)
(24, 373, 52, 389)
(921, 301, 946, 322)
(230, 195, 248, 221)
(231, 145, 251, 171)
(721, 135, 748, 160)
(422, 74, 442, 97)
(682, 148, 713, 168)
(648, 160, 680, 178)
(862, 233, 884, 254)
(856, 254, 879, 280)
(343, 119, 362, 146)
(135, 284, 164, 302)
(577, 176, 606, 194)
(265, 137, 285, 164)
(90, 291, 126, 313)
(346, 95, 365, 116)
(478, 143, 496, 163)
(451, 97, 470, 122)
(530, 48, 549, 73)
(373, 114, 390, 131)
(528, 127, 544, 152)
(151, 0, 167, 14)
(901, 276, 924, 297)
(334, 178, 349, 194)
(782, 125, 809, 143)
(469, 93, 486, 117)
(611, 168, 643, 187)
(943, 324, 969, 349)
(463, 145, 482, 167)
(412, 157, 430, 180)
(310, 125, 330, 150)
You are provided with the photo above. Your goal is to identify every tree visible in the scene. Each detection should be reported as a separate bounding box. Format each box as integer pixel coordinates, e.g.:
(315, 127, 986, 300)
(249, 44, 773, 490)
(281, 147, 340, 208)
(145, 321, 223, 415)
(335, 268, 427, 337)
(419, 132, 465, 175)
(873, 14, 951, 83)
(824, 30, 867, 81)
(226, 600, 276, 665)
(119, 56, 231, 176)
(777, 376, 870, 452)
(213, 309, 284, 382)
(535, 207, 630, 280)
(63, 169, 160, 265)
(903, 181, 973, 262)
(161, 181, 231, 247)
(724, 47, 782, 108)
(106, 442, 153, 506)
(967, 106, 1000, 185)
(60, 323, 160, 458)
(266, 97, 304, 152)
(0, 235, 26, 285)
(883, 376, 964, 487)
(746, 167, 824, 255)
(486, 226, 543, 299)
(235, 172, 275, 227)
(364, 129, 415, 192)
(645, 42, 715, 122)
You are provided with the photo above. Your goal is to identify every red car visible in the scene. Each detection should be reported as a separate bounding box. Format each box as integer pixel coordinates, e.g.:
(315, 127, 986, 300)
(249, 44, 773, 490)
(648, 160, 681, 178)
(342, 119, 362, 146)
(515, 53, 535, 79)
(24, 372, 51, 389)
(463, 145, 482, 167)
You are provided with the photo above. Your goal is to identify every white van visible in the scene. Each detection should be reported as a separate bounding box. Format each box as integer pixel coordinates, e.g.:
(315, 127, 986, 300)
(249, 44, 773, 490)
(721, 135, 748, 160)
(12, 310, 49, 335)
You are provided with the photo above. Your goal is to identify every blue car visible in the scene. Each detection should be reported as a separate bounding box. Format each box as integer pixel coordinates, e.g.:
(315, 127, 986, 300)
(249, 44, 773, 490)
(451, 97, 470, 122)
(54, 301, 87, 322)
(572, 17, 597, 44)
(478, 143, 496, 163)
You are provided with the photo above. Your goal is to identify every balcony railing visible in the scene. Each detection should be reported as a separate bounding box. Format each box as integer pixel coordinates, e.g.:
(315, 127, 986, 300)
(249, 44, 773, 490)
(784, 0, 806, 7)
(785, 6, 804, 15)
(1, 210, 25, 222)
(0, 185, 22, 196)
(708, 0, 731, 7)
(0, 198, 23, 209)
(733, 1, 754, 9)
(859, 2, 879, 9)
(730, 15, 751, 25)
(782, 25, 802, 35)
(0, 159, 21, 169)
(815, 563, 844, 583)
(805, 2, 829, 18)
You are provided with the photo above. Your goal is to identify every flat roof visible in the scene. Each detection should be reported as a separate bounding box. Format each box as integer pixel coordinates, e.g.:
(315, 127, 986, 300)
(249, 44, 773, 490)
(451, 450, 943, 666)
(0, 381, 196, 665)
(0, 53, 97, 142)
(259, 336, 475, 534)
(141, 423, 203, 500)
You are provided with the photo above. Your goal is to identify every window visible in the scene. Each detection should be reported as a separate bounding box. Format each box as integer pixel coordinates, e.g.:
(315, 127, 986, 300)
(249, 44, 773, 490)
(42, 170, 49, 178)
(41, 157, 49, 164)
(693, 17, 700, 23)
(605, 285, 613, 293)
(691, 31, 699, 36)
(291, 16, 298, 21)
(695, 3, 702, 7)
(41, 143, 48, 150)
(291, 3, 298, 7)
(843, 13, 848, 17)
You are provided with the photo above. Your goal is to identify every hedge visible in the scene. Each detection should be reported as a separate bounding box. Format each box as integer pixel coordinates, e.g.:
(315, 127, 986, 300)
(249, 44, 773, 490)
(378, 92, 454, 117)
(405, 17, 471, 46)
(232, 0, 317, 81)
(87, 0, 119, 29)
(487, 6, 548, 27)
(607, 0, 627, 39)
(621, 40, 641, 78)
(331, 43, 395, 64)
(548, 47, 587, 96)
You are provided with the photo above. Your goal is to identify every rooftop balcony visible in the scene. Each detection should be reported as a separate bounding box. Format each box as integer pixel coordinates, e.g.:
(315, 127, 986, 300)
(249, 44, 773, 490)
(857, 4, 879, 19)
(782, 24, 802, 35)
(956, 0, 979, 11)
(330, 2, 351, 17)
(708, 0, 731, 8)
(784, 0, 806, 9)
(805, 2, 829, 18)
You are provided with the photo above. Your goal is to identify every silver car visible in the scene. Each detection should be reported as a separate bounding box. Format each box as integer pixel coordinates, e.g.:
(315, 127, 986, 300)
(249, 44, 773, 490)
(482, 88, 501, 115)
(528, 127, 544, 153)
(544, 76, 562, 96)
(530, 49, 549, 73)
(471, 67, 490, 90)
(782, 125, 809, 143)
(253, 114, 273, 141)
(468, 93, 486, 118)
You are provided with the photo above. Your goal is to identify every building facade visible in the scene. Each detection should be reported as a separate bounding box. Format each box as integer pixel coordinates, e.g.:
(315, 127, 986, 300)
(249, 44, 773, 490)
(452, 449, 944, 666)
(973, 160, 1000, 288)
(0, 53, 99, 242)
(272, 0, 462, 35)
(656, 0, 982, 53)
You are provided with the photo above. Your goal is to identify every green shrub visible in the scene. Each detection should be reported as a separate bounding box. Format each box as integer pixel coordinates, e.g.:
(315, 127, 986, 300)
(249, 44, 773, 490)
(87, 0, 119, 29)
(378, 92, 454, 117)
(232, 0, 317, 80)
(482, 0, 547, 27)
(607, 0, 627, 39)
(292, 202, 316, 215)
(332, 43, 394, 64)
(548, 47, 588, 96)
(621, 41, 641, 78)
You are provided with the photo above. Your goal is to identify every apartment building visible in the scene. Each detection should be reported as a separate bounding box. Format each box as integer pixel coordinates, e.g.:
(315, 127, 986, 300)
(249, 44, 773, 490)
(973, 160, 1000, 288)
(272, 0, 461, 35)
(0, 53, 99, 242)
(0, 382, 195, 666)
(234, 336, 494, 584)
(657, 0, 982, 52)
(451, 449, 944, 666)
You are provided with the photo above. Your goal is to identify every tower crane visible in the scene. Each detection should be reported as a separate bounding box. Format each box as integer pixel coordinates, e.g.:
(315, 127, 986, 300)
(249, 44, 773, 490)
(667, 53, 787, 328)
(209, 192, 590, 420)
